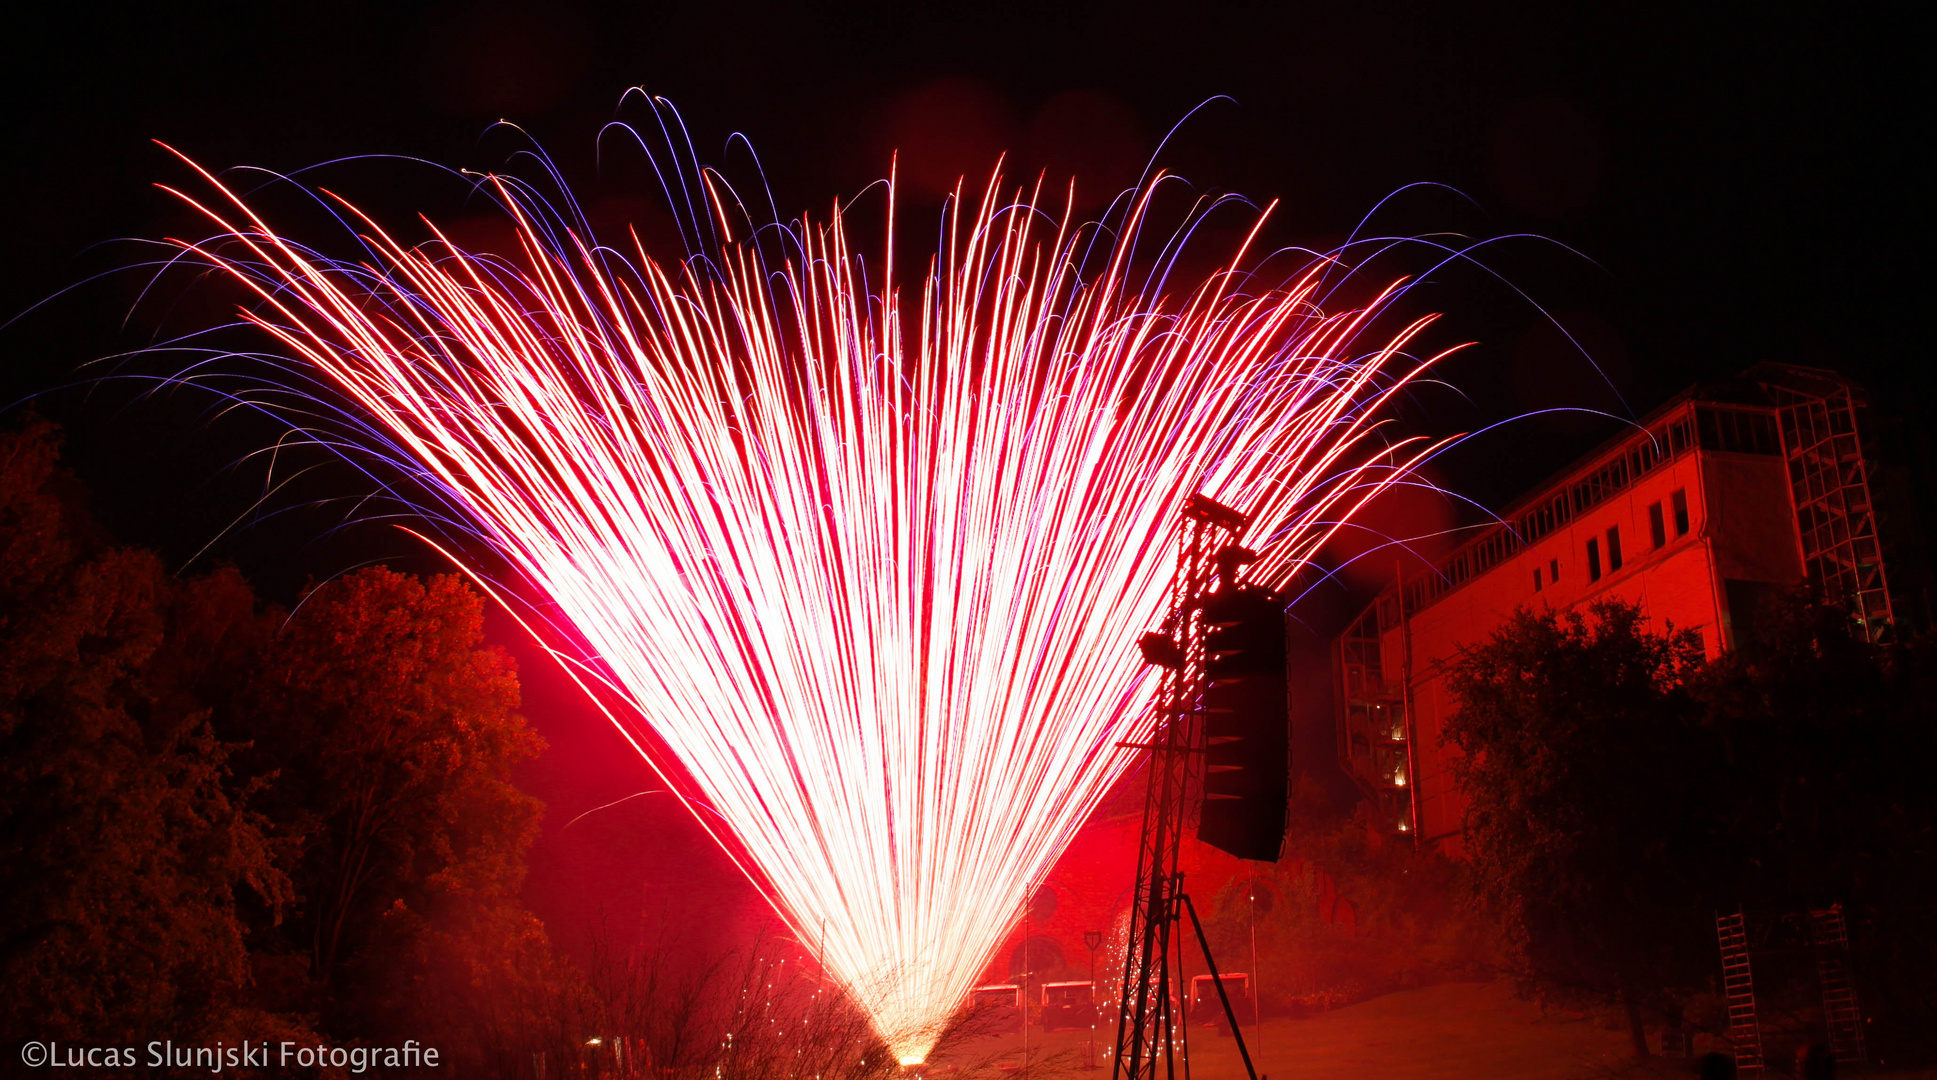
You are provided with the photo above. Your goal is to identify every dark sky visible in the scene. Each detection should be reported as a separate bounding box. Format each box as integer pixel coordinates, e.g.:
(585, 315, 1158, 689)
(2, 1, 1923, 591)
(1, 0, 1924, 959)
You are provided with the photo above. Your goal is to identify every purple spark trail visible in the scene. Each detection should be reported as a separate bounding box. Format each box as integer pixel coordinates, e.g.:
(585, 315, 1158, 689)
(159, 150, 1456, 1058)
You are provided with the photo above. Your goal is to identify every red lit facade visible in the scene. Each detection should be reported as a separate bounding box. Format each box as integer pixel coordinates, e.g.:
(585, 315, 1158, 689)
(1335, 364, 1898, 854)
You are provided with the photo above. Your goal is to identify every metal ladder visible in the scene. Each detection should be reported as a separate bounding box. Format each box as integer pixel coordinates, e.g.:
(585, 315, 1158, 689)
(1809, 905, 1867, 1064)
(1716, 912, 1764, 1075)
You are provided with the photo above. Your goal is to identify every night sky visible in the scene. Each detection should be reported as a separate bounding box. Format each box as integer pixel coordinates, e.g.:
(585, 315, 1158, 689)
(1, 1, 1923, 959)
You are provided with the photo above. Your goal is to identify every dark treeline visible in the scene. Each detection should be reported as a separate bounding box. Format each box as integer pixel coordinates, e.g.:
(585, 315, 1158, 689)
(1, 417, 904, 1078)
(0, 416, 586, 1073)
(1447, 599, 1937, 1064)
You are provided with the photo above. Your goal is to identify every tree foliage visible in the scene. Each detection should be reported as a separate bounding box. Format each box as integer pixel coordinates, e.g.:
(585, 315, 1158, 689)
(0, 418, 289, 1041)
(1695, 601, 1937, 910)
(1694, 601, 1937, 1055)
(241, 565, 574, 1067)
(243, 568, 541, 982)
(2, 418, 585, 1066)
(1446, 595, 1937, 1059)
(1444, 600, 1712, 1055)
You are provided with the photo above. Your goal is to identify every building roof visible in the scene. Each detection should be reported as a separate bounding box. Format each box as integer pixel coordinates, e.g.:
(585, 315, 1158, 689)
(1396, 363, 1861, 615)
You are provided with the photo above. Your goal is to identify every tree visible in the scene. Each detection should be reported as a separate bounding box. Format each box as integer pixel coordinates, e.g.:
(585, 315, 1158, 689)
(3, 419, 587, 1065)
(242, 565, 579, 1068)
(0, 418, 290, 1042)
(1694, 598, 1937, 1056)
(1443, 599, 1714, 1057)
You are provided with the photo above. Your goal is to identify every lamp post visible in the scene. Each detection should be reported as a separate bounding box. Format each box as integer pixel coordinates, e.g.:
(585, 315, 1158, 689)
(1084, 930, 1105, 1069)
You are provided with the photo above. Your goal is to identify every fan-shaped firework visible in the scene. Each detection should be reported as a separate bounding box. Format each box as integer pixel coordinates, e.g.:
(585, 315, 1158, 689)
(157, 146, 1454, 1060)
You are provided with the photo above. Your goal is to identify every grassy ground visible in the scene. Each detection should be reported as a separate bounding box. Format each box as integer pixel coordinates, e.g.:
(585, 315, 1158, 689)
(927, 980, 1936, 1080)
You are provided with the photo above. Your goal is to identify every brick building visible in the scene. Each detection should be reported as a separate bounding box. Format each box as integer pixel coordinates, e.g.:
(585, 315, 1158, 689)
(1334, 364, 1903, 854)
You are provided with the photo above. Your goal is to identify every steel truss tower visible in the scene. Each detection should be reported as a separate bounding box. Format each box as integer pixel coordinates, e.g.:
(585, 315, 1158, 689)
(1110, 495, 1259, 1080)
(1769, 376, 1894, 640)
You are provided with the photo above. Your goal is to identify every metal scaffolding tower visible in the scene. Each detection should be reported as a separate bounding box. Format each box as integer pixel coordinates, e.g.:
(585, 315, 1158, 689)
(1110, 495, 1258, 1080)
(1766, 372, 1894, 641)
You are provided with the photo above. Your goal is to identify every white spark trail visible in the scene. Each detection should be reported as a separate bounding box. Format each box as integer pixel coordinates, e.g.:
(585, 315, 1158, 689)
(161, 154, 1456, 1059)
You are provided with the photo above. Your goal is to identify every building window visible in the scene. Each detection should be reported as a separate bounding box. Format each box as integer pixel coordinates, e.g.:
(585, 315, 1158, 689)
(1695, 406, 1781, 455)
(1587, 537, 1602, 582)
(1534, 567, 1543, 592)
(1606, 526, 1623, 572)
(1672, 489, 1690, 536)
(1550, 557, 1560, 583)
(1649, 502, 1667, 549)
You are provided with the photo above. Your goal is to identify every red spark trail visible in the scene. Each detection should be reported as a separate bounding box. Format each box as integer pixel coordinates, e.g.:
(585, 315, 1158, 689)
(159, 151, 1457, 1059)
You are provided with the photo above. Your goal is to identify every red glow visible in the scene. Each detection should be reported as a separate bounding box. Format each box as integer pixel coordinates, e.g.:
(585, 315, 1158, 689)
(161, 152, 1456, 1057)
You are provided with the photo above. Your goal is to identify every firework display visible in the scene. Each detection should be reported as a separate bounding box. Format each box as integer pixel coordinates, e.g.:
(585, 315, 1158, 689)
(158, 148, 1454, 1060)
